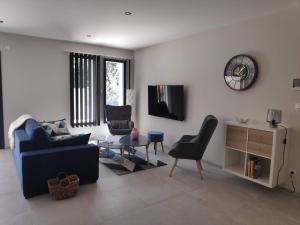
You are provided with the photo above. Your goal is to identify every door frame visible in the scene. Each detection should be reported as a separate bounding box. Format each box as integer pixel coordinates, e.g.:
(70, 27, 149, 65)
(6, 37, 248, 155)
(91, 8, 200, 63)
(0, 52, 5, 148)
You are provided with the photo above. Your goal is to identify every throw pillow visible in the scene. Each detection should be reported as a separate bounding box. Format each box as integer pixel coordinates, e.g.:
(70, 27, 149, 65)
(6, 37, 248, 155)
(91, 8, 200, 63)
(32, 127, 51, 149)
(51, 133, 91, 148)
(40, 119, 70, 136)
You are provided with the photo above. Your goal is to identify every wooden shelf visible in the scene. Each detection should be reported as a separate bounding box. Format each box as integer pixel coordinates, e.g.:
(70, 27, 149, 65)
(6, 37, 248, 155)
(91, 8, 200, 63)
(247, 149, 272, 159)
(245, 174, 270, 186)
(224, 121, 290, 188)
(225, 146, 246, 153)
(224, 167, 270, 186)
(224, 164, 244, 176)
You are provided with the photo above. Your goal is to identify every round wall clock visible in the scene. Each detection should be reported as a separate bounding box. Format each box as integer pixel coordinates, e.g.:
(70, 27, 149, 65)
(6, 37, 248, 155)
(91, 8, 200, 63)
(224, 55, 258, 91)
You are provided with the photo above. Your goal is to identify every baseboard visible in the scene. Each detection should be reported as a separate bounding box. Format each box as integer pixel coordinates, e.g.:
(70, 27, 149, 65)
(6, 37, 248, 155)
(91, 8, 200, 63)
(202, 159, 222, 169)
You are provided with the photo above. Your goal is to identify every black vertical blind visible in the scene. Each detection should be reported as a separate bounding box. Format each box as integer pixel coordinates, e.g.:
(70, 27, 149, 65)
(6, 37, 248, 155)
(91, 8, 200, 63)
(70, 53, 100, 127)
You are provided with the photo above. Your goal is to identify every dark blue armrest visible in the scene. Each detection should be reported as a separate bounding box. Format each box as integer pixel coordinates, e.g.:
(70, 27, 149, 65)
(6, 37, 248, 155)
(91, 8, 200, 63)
(14, 130, 34, 152)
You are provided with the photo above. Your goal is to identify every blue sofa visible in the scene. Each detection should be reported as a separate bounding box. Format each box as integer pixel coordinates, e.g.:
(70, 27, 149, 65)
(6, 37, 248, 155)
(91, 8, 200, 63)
(12, 119, 99, 198)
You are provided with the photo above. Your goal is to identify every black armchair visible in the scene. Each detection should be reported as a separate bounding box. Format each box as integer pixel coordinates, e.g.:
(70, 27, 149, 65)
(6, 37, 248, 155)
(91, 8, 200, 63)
(168, 115, 218, 178)
(105, 105, 134, 135)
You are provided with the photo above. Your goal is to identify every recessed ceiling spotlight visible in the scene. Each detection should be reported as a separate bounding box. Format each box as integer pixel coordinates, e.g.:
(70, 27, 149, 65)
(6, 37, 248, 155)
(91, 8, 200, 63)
(86, 34, 92, 38)
(124, 11, 132, 16)
(0, 20, 4, 24)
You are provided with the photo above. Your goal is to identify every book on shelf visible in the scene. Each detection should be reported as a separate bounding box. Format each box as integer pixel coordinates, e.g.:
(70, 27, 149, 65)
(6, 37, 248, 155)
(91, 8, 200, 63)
(246, 157, 262, 178)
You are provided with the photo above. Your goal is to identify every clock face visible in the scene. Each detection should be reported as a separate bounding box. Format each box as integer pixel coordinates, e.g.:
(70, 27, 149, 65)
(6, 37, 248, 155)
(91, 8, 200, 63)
(224, 55, 258, 91)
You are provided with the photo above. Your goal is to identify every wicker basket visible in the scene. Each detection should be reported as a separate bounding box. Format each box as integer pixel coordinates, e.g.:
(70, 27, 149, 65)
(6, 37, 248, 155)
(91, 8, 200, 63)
(47, 173, 80, 200)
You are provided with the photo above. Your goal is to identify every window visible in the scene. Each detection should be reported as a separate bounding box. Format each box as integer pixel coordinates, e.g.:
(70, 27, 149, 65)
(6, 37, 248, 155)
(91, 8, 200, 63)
(104, 59, 126, 106)
(70, 53, 100, 127)
(70, 53, 131, 127)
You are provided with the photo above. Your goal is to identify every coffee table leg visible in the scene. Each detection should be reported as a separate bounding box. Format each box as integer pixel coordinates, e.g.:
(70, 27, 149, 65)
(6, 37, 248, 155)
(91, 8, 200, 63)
(145, 144, 149, 164)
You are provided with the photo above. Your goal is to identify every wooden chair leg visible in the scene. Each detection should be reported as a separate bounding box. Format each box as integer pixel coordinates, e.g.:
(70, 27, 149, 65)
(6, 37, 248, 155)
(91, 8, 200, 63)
(199, 160, 203, 170)
(196, 160, 203, 179)
(161, 141, 164, 152)
(169, 158, 178, 177)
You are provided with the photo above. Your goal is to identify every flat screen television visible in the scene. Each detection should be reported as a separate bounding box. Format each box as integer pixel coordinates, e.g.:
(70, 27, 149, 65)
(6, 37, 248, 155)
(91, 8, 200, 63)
(148, 85, 185, 121)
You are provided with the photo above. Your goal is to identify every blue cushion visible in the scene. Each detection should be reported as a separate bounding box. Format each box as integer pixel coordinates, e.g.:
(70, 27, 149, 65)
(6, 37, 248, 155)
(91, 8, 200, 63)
(51, 133, 91, 148)
(148, 131, 164, 142)
(25, 119, 51, 149)
(32, 127, 51, 149)
(25, 119, 40, 138)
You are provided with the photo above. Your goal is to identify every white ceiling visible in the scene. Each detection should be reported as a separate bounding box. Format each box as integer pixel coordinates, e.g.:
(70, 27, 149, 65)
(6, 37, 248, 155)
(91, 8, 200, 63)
(0, 0, 299, 50)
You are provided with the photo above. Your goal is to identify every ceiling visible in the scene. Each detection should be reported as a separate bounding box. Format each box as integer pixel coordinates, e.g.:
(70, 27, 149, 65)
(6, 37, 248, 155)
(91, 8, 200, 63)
(0, 0, 299, 50)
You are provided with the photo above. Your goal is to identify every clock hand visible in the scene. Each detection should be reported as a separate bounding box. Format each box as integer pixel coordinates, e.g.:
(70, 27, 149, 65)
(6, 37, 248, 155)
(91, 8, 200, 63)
(238, 65, 246, 76)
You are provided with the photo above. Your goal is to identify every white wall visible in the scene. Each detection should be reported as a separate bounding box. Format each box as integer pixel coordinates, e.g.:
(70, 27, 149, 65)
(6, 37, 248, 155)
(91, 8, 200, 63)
(134, 6, 300, 192)
(0, 32, 133, 144)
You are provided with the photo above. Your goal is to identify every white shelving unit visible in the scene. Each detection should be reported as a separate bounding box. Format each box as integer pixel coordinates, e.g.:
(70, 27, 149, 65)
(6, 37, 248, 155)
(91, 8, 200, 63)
(224, 121, 290, 188)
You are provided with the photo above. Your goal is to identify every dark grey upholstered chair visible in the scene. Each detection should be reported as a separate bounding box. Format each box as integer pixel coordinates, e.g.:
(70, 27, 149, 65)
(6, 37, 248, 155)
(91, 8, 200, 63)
(105, 105, 134, 135)
(168, 115, 218, 178)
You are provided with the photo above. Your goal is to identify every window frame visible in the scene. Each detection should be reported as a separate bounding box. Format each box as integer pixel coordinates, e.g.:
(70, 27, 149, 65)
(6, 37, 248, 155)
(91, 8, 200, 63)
(103, 58, 127, 107)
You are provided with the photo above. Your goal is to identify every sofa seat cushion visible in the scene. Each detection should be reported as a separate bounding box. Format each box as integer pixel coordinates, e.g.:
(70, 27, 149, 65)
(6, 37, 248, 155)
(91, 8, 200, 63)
(147, 131, 164, 142)
(110, 120, 129, 129)
(51, 133, 91, 148)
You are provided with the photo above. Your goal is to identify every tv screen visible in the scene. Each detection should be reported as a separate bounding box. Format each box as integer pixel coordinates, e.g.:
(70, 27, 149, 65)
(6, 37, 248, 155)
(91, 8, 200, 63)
(148, 85, 185, 121)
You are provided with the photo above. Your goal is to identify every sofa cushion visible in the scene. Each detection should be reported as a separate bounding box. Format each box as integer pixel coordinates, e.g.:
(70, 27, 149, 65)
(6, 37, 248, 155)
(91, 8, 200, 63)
(32, 127, 51, 149)
(110, 120, 128, 129)
(51, 133, 91, 148)
(25, 119, 51, 149)
(25, 119, 40, 138)
(39, 119, 70, 136)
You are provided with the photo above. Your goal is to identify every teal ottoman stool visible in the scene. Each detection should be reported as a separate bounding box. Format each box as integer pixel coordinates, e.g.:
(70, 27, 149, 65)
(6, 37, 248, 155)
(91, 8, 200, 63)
(147, 131, 164, 155)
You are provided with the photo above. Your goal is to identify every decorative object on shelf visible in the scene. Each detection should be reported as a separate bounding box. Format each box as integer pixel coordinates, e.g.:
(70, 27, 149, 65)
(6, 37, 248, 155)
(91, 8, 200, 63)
(292, 78, 300, 90)
(246, 157, 262, 179)
(126, 89, 136, 122)
(47, 173, 80, 200)
(130, 128, 139, 141)
(266, 109, 282, 128)
(235, 116, 248, 124)
(224, 54, 258, 91)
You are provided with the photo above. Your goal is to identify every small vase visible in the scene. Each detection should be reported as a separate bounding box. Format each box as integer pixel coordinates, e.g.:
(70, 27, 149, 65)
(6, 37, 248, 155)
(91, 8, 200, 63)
(130, 128, 138, 141)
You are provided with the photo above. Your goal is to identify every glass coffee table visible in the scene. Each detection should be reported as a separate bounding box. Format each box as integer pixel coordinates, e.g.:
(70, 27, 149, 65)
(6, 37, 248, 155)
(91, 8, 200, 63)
(119, 135, 150, 164)
(98, 140, 122, 157)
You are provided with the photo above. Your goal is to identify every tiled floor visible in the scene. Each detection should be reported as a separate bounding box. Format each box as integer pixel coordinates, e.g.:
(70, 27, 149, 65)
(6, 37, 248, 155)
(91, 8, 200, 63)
(0, 148, 299, 225)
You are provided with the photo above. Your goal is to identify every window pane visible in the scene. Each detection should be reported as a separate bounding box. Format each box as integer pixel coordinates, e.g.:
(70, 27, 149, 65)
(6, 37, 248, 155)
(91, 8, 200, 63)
(105, 61, 125, 106)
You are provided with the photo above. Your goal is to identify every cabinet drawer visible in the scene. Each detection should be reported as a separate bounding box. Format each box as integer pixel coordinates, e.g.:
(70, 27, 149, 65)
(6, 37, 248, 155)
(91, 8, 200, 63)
(247, 129, 273, 158)
(226, 125, 247, 151)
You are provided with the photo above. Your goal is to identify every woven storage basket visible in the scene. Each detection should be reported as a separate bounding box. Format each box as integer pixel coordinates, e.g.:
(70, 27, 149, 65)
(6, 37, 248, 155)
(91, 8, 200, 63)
(48, 173, 80, 200)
